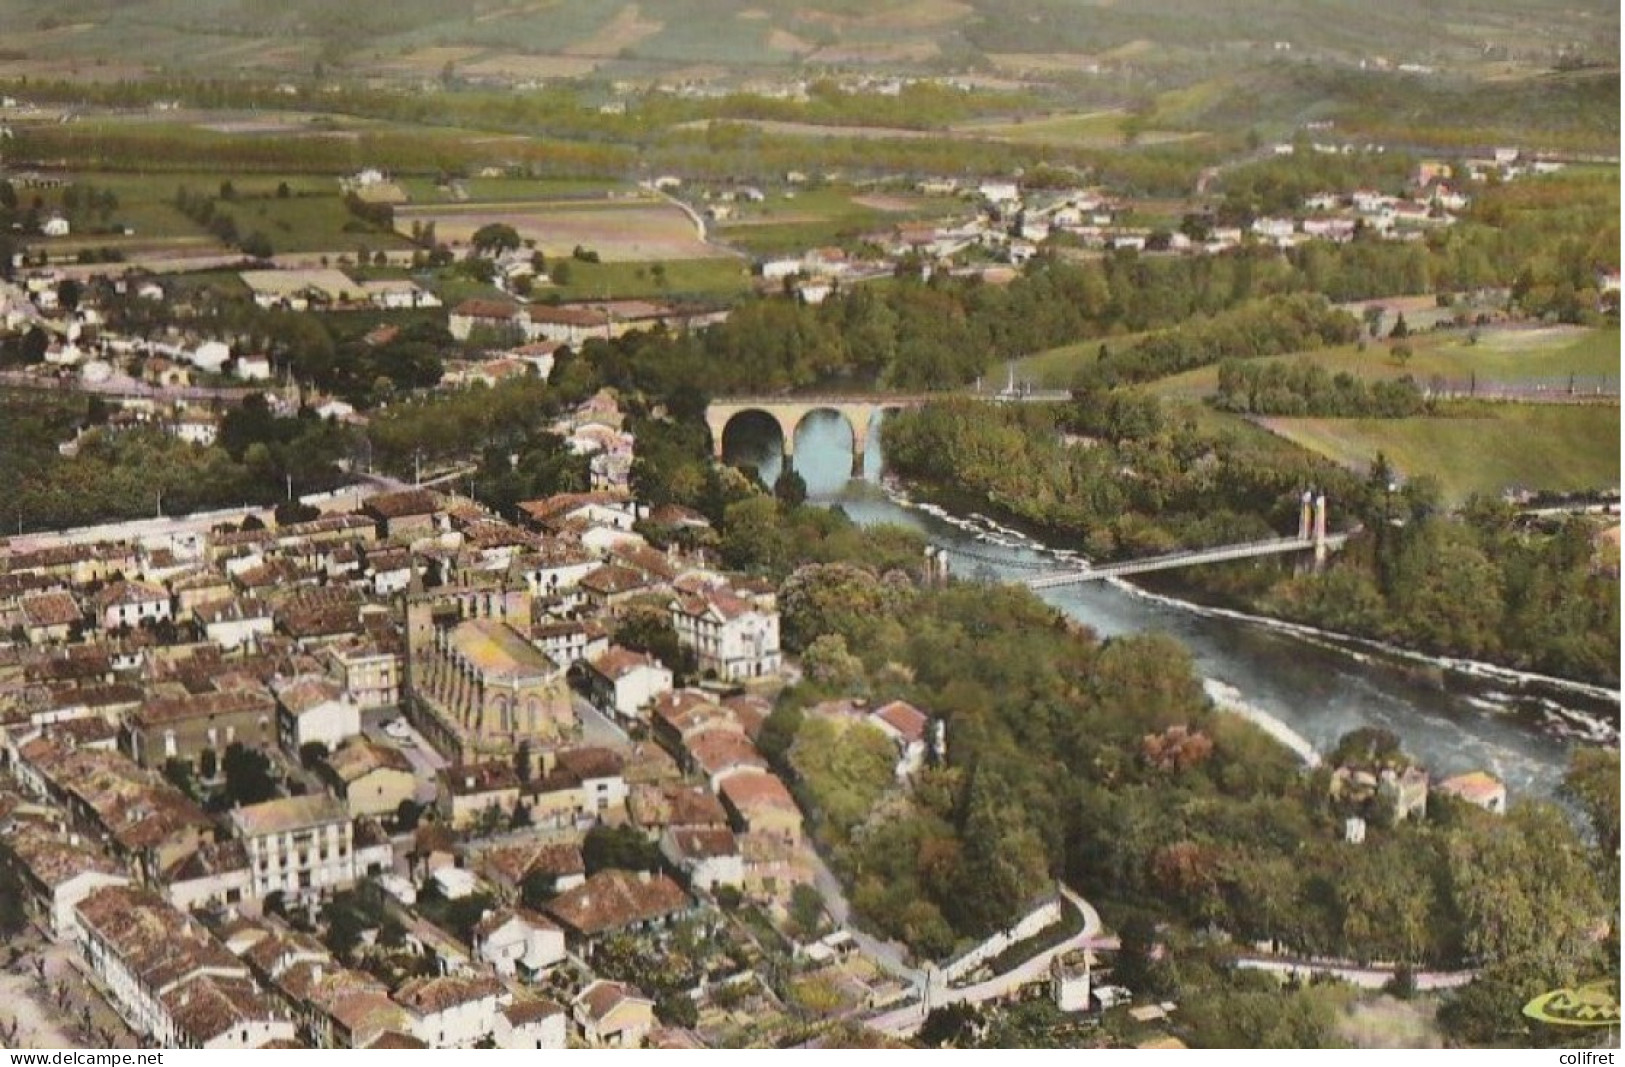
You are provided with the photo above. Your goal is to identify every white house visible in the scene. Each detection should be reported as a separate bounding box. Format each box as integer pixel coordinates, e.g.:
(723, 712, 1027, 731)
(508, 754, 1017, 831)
(583, 646, 674, 723)
(229, 795, 359, 900)
(395, 974, 510, 1048)
(670, 586, 781, 682)
(94, 580, 172, 631)
(472, 907, 566, 978)
(234, 355, 272, 381)
(190, 340, 232, 374)
(868, 699, 931, 780)
(274, 674, 362, 753)
(197, 597, 275, 651)
(41, 215, 70, 237)
(659, 827, 744, 893)
(494, 998, 567, 1050)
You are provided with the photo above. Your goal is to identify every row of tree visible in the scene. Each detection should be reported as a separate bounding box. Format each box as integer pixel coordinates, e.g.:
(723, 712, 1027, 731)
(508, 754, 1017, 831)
(1213, 358, 1430, 417)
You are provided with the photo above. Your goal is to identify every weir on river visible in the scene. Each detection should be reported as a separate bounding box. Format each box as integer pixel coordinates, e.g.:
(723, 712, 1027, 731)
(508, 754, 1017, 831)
(721, 409, 1618, 800)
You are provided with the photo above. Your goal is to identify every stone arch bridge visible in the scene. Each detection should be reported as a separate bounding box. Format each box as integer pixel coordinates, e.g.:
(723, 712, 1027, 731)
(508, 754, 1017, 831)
(706, 395, 932, 476)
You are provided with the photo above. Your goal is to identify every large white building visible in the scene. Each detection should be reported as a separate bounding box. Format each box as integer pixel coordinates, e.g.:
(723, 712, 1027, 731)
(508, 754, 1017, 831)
(229, 795, 359, 899)
(670, 585, 781, 682)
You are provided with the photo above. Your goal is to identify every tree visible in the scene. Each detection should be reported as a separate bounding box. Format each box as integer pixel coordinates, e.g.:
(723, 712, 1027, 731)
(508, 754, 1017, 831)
(57, 278, 82, 312)
(520, 867, 558, 911)
(773, 467, 808, 508)
(221, 742, 278, 806)
(583, 824, 662, 874)
(1389, 312, 1409, 339)
(470, 223, 521, 258)
(549, 260, 572, 286)
(395, 798, 423, 831)
(1563, 748, 1620, 857)
(789, 883, 826, 939)
(800, 633, 866, 691)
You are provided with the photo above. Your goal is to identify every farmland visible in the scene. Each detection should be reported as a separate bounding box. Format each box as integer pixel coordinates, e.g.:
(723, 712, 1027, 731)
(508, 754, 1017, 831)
(393, 198, 723, 261)
(1257, 403, 1621, 504)
(1145, 327, 1622, 399)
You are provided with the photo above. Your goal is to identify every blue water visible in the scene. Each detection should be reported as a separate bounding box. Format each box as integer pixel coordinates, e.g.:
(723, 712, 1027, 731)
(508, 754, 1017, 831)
(724, 409, 1618, 800)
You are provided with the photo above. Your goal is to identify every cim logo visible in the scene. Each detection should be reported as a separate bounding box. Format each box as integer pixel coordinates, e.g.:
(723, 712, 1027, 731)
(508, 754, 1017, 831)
(1523, 981, 1621, 1028)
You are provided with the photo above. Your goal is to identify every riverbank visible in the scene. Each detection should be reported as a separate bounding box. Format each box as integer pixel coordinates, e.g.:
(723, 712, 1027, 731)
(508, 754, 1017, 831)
(887, 472, 1621, 700)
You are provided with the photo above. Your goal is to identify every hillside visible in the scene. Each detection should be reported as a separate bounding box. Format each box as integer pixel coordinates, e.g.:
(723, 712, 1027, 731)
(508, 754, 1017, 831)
(0, 0, 1614, 87)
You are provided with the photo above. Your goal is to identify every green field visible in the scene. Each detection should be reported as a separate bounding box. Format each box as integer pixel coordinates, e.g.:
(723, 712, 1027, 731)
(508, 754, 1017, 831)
(950, 110, 1201, 148)
(28, 171, 413, 254)
(1258, 404, 1621, 503)
(539, 257, 753, 301)
(1146, 327, 1623, 399)
(715, 185, 962, 255)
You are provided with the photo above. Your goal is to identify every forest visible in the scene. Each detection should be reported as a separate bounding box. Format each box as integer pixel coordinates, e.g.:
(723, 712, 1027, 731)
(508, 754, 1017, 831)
(880, 396, 1620, 686)
(753, 564, 1618, 1046)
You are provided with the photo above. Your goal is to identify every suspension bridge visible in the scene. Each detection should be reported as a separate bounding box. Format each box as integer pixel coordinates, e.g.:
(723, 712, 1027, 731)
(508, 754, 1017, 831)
(931, 493, 1349, 590)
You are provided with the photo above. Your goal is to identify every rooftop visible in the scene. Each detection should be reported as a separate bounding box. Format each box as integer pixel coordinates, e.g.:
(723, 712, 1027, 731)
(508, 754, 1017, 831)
(448, 618, 556, 681)
(230, 794, 349, 838)
(545, 869, 690, 938)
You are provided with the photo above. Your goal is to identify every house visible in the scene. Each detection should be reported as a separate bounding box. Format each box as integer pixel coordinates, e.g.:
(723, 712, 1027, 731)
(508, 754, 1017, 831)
(234, 355, 272, 381)
(93, 580, 172, 631)
(229, 795, 360, 900)
(393, 974, 510, 1048)
(628, 783, 730, 840)
(544, 869, 692, 953)
(1051, 948, 1092, 1013)
(572, 981, 656, 1048)
(319, 739, 416, 820)
(41, 215, 70, 237)
(524, 304, 611, 345)
(669, 585, 781, 681)
(447, 299, 520, 342)
(436, 761, 522, 829)
(322, 636, 402, 709)
(472, 906, 566, 977)
(516, 491, 639, 536)
(18, 590, 81, 644)
(196, 597, 274, 652)
(552, 746, 629, 816)
(718, 771, 802, 846)
(362, 489, 442, 539)
(472, 840, 587, 898)
(494, 996, 566, 1050)
(274, 674, 361, 754)
(74, 886, 294, 1048)
(0, 823, 131, 937)
(531, 618, 610, 667)
(126, 688, 277, 769)
(582, 646, 674, 723)
(869, 699, 931, 779)
(578, 564, 659, 615)
(1436, 771, 1507, 815)
(660, 827, 743, 893)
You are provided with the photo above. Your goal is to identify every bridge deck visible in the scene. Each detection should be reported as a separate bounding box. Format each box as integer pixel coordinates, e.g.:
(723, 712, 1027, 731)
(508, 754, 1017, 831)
(1025, 534, 1350, 589)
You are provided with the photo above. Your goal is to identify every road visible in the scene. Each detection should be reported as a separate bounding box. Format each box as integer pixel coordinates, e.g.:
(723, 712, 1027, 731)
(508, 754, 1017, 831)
(804, 844, 925, 994)
(362, 710, 447, 806)
(1233, 955, 1476, 992)
(863, 884, 1112, 1037)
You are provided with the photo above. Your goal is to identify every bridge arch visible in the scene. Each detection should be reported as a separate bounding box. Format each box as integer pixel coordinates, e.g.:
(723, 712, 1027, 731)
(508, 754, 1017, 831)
(715, 408, 789, 472)
(791, 406, 863, 476)
(707, 395, 930, 479)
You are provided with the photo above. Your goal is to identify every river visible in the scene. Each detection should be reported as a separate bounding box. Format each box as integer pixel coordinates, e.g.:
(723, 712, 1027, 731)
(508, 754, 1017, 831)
(724, 410, 1620, 800)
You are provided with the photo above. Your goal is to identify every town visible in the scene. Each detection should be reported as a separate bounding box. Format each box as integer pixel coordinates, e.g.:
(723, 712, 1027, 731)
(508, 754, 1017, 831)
(0, 0, 1617, 1051)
